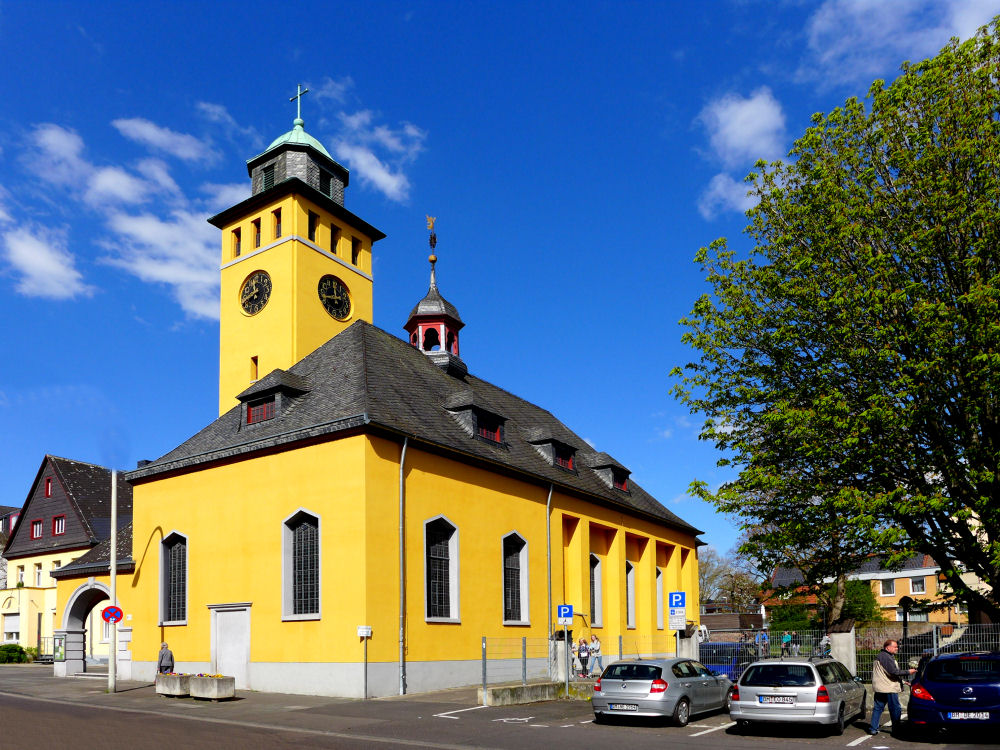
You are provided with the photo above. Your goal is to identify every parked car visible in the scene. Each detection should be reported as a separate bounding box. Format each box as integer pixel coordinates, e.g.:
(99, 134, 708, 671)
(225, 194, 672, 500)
(729, 656, 866, 735)
(908, 651, 1000, 729)
(699, 641, 757, 681)
(592, 658, 732, 726)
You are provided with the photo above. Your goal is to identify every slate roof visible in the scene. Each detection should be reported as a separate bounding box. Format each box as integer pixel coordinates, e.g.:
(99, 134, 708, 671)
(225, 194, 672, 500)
(129, 321, 702, 536)
(772, 554, 940, 588)
(51, 522, 134, 579)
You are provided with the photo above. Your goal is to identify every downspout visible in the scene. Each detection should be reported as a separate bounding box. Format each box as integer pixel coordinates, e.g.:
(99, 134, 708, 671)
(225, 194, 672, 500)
(398, 437, 409, 695)
(546, 483, 554, 639)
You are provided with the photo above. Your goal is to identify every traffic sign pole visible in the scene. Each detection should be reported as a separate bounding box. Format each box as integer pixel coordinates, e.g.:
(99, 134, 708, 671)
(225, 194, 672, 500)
(109, 470, 117, 695)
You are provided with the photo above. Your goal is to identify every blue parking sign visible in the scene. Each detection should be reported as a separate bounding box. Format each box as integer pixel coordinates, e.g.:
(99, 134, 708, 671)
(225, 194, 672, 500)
(669, 591, 686, 608)
(557, 604, 573, 624)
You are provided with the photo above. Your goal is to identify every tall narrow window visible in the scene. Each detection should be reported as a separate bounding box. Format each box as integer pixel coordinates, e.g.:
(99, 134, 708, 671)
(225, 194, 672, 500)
(30, 519, 43, 539)
(273, 208, 282, 239)
(625, 561, 635, 628)
(262, 164, 275, 191)
(426, 517, 458, 620)
(656, 568, 664, 629)
(292, 516, 319, 615)
(52, 515, 66, 536)
(162, 534, 187, 623)
(331, 224, 342, 255)
(44, 477, 52, 497)
(502, 533, 528, 623)
(232, 228, 241, 258)
(250, 356, 258, 381)
(351, 237, 361, 265)
(308, 211, 319, 242)
(590, 554, 603, 627)
(252, 219, 261, 249)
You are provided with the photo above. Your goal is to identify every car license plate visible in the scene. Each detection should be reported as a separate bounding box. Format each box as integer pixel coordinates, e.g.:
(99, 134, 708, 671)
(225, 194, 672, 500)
(948, 711, 989, 720)
(609, 703, 638, 711)
(759, 695, 794, 705)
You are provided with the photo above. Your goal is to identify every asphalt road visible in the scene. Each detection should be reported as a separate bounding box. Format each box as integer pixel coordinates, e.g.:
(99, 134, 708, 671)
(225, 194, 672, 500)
(0, 665, 995, 749)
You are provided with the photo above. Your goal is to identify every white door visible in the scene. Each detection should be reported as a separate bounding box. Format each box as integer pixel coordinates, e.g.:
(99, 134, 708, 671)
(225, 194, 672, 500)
(214, 607, 250, 688)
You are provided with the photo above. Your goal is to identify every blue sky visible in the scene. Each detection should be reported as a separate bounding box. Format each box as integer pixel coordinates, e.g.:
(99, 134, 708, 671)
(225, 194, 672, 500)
(1, 0, 997, 557)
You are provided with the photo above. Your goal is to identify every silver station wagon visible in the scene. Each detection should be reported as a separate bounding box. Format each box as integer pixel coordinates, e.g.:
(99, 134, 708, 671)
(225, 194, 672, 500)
(729, 657, 866, 735)
(592, 658, 732, 726)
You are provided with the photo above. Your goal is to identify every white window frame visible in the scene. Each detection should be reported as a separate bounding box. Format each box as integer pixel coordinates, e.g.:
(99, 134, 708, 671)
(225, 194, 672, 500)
(282, 509, 322, 621)
(656, 567, 664, 630)
(160, 531, 188, 626)
(910, 576, 926, 594)
(33, 564, 42, 587)
(500, 532, 529, 625)
(589, 554, 603, 628)
(880, 578, 895, 597)
(626, 561, 636, 629)
(424, 515, 460, 623)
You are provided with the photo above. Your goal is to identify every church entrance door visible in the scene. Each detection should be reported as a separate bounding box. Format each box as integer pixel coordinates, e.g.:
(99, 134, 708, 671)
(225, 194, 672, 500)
(210, 603, 250, 688)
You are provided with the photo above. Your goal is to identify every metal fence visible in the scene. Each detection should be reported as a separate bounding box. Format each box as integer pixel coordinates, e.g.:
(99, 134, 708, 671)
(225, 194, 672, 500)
(856, 622, 1000, 681)
(480, 637, 551, 689)
(705, 627, 829, 658)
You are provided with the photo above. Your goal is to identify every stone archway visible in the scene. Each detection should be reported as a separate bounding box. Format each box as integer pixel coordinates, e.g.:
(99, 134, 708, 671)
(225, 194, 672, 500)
(53, 582, 109, 677)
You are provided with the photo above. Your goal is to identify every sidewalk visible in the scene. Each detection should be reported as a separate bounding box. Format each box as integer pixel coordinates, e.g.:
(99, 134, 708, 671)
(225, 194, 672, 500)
(0, 663, 484, 734)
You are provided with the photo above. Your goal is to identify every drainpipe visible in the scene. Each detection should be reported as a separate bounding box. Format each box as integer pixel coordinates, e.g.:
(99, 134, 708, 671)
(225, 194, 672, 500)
(546, 484, 553, 638)
(398, 437, 409, 695)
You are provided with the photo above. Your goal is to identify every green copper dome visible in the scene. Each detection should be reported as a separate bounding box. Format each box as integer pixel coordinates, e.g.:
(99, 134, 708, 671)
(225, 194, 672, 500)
(263, 118, 332, 159)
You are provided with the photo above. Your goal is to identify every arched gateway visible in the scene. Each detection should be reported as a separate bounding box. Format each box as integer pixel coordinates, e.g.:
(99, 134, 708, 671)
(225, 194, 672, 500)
(53, 581, 129, 678)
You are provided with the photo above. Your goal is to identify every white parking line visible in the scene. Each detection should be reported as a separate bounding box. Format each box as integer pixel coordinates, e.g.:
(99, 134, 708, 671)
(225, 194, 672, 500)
(433, 705, 487, 719)
(689, 721, 736, 736)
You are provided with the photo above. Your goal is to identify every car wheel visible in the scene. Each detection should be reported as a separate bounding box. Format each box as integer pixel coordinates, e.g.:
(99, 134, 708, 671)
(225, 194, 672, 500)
(673, 697, 691, 727)
(593, 713, 606, 725)
(832, 704, 846, 736)
(737, 720, 753, 734)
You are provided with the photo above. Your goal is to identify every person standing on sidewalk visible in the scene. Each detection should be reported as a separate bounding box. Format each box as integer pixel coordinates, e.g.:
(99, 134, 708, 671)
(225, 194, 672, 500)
(577, 637, 590, 678)
(157, 642, 174, 674)
(589, 634, 603, 676)
(867, 639, 915, 736)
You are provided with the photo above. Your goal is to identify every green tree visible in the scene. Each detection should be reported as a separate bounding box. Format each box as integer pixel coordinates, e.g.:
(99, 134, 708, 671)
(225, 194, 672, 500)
(674, 21, 1000, 623)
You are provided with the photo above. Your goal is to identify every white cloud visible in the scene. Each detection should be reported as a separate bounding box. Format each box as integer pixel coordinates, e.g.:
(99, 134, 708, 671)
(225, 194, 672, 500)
(112, 117, 217, 162)
(332, 109, 426, 203)
(0, 186, 12, 225)
(196, 102, 261, 147)
(311, 76, 354, 104)
(85, 166, 153, 206)
(802, 0, 1000, 86)
(699, 87, 786, 169)
(101, 209, 220, 320)
(2, 226, 94, 299)
(698, 173, 758, 220)
(200, 182, 250, 211)
(31, 124, 90, 186)
(136, 159, 182, 196)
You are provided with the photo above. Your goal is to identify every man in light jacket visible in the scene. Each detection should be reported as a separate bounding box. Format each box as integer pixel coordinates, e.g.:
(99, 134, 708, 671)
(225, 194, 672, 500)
(867, 639, 915, 736)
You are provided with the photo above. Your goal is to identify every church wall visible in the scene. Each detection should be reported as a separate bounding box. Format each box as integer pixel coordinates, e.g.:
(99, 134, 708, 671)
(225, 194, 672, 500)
(128, 436, 370, 676)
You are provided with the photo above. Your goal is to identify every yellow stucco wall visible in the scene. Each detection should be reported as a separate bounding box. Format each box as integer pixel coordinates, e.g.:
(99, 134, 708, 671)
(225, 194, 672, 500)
(217, 193, 375, 415)
(119, 433, 700, 670)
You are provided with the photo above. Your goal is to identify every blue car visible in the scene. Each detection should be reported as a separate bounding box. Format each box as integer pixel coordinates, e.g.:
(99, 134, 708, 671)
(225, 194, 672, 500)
(908, 651, 1000, 729)
(698, 642, 757, 681)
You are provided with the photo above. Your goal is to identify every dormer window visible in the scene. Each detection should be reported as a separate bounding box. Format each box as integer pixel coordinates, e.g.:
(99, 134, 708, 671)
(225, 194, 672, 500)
(247, 397, 275, 424)
(475, 410, 503, 444)
(554, 444, 575, 471)
(613, 470, 629, 491)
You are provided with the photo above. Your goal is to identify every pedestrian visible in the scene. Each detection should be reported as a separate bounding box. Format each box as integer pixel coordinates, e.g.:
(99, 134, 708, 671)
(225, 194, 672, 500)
(157, 642, 174, 674)
(755, 629, 770, 657)
(577, 637, 590, 678)
(780, 630, 791, 656)
(867, 639, 916, 736)
(818, 632, 831, 656)
(589, 634, 603, 676)
(791, 630, 801, 656)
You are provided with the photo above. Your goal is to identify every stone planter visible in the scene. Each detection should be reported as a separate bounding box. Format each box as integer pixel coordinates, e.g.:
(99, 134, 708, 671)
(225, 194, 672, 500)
(155, 673, 190, 697)
(190, 675, 236, 700)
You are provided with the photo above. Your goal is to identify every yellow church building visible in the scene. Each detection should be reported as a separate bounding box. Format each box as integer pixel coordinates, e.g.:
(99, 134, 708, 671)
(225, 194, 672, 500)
(49, 110, 703, 697)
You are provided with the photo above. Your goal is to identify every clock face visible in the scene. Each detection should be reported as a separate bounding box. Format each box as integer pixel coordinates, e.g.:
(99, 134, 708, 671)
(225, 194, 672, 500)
(240, 270, 272, 315)
(318, 275, 352, 320)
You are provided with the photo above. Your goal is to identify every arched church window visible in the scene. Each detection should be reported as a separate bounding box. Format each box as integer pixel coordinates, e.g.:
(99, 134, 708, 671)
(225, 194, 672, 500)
(161, 533, 187, 624)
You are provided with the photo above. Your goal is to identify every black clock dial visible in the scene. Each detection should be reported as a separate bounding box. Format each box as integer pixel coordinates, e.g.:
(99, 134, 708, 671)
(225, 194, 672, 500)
(240, 270, 272, 315)
(318, 275, 352, 320)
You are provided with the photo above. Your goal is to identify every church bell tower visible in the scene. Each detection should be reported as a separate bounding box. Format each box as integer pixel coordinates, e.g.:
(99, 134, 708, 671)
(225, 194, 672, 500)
(209, 87, 385, 415)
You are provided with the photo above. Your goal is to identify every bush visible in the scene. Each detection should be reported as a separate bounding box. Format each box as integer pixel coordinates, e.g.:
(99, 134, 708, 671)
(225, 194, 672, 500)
(0, 644, 28, 664)
(25, 646, 38, 662)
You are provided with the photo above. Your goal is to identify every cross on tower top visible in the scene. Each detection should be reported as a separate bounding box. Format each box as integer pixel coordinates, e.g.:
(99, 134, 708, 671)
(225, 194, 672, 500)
(289, 84, 310, 122)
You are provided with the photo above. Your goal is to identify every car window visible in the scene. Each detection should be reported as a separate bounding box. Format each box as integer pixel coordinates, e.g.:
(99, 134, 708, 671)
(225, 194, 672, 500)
(690, 661, 713, 677)
(672, 661, 696, 678)
(741, 664, 817, 687)
(817, 663, 839, 684)
(926, 657, 1000, 682)
(834, 662, 853, 682)
(604, 664, 662, 681)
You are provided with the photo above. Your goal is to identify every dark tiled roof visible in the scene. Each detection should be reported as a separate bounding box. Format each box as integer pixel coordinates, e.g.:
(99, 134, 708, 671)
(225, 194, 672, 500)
(407, 283, 463, 324)
(51, 522, 134, 578)
(129, 321, 701, 535)
(0, 505, 18, 516)
(237, 369, 311, 401)
(772, 554, 940, 588)
(51, 456, 133, 538)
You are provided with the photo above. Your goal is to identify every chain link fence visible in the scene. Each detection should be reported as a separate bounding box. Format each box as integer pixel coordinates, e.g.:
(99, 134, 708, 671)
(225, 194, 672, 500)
(480, 636, 551, 688)
(856, 622, 1000, 681)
